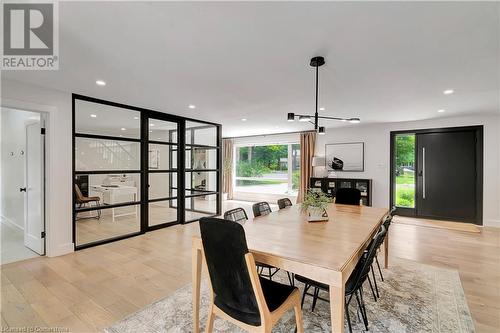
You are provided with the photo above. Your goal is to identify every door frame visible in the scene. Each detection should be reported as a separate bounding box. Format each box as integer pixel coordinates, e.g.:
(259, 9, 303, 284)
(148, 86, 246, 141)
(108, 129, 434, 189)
(1, 103, 49, 257)
(390, 125, 483, 225)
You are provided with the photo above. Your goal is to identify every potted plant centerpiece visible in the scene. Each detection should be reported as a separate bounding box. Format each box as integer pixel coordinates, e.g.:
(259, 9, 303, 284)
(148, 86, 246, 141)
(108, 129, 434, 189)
(301, 189, 332, 222)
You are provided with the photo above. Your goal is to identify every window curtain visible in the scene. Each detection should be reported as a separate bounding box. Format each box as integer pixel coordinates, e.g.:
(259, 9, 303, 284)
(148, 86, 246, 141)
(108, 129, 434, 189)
(222, 138, 234, 200)
(297, 132, 316, 203)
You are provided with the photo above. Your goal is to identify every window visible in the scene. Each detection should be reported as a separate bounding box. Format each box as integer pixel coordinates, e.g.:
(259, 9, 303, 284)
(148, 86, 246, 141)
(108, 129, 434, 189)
(394, 133, 416, 208)
(235, 143, 300, 196)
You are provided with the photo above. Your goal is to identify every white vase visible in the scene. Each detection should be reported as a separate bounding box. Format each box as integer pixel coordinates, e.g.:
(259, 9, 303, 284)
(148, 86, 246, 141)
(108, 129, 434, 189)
(308, 206, 329, 222)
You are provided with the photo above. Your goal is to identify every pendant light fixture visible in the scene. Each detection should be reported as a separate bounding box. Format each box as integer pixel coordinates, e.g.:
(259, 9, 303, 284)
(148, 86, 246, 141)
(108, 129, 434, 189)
(287, 56, 360, 135)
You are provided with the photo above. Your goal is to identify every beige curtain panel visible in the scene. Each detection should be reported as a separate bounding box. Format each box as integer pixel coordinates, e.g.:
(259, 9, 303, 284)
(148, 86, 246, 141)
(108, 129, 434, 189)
(297, 131, 316, 203)
(222, 138, 234, 200)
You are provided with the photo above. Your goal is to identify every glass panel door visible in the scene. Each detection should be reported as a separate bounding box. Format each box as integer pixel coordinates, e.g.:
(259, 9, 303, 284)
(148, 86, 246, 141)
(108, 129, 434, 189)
(185, 121, 220, 222)
(147, 117, 181, 228)
(392, 133, 416, 213)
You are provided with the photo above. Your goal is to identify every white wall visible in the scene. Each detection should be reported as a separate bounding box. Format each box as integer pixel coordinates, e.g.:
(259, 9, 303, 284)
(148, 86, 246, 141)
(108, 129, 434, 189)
(1, 79, 73, 256)
(315, 114, 500, 227)
(0, 109, 40, 230)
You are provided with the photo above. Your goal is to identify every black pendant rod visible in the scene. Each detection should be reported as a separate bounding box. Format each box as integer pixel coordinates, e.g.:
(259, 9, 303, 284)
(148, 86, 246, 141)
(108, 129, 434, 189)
(315, 64, 319, 130)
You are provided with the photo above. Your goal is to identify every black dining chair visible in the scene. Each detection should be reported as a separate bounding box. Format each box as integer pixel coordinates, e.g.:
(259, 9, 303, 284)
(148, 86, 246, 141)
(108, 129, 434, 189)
(277, 198, 293, 210)
(252, 201, 272, 217)
(295, 226, 387, 333)
(224, 207, 248, 225)
(199, 217, 304, 332)
(363, 214, 394, 301)
(335, 188, 362, 205)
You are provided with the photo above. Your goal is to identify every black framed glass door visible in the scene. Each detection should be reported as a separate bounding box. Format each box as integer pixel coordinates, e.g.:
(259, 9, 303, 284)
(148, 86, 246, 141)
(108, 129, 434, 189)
(73, 94, 222, 250)
(145, 116, 182, 230)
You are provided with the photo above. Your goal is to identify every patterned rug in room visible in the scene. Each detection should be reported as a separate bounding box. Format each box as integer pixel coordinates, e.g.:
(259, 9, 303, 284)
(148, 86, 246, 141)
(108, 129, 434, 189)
(105, 259, 474, 333)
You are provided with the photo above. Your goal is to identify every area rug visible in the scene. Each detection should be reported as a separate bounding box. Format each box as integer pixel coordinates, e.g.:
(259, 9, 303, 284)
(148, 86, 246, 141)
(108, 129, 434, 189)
(104, 259, 474, 333)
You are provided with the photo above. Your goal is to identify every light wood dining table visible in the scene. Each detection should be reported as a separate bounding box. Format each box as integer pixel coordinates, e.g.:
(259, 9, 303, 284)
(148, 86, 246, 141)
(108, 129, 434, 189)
(192, 203, 389, 333)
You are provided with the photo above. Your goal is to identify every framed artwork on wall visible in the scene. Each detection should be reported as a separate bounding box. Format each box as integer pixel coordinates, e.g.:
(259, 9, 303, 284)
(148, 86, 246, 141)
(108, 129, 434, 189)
(325, 142, 364, 172)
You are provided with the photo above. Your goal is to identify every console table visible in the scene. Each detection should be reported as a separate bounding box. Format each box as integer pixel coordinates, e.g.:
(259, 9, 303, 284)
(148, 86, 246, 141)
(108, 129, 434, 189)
(310, 177, 373, 206)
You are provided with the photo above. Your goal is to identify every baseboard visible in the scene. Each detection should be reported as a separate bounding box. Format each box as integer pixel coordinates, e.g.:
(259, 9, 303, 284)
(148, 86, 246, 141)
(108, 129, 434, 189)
(484, 218, 500, 228)
(0, 214, 24, 231)
(48, 242, 74, 257)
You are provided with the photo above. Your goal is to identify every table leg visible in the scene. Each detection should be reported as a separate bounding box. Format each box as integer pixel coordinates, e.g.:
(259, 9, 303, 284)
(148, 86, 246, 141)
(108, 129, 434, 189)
(384, 230, 389, 268)
(192, 245, 202, 333)
(330, 283, 345, 333)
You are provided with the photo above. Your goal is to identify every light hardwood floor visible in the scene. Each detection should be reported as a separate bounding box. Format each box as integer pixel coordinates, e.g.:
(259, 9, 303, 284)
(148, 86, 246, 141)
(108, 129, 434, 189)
(1, 205, 499, 332)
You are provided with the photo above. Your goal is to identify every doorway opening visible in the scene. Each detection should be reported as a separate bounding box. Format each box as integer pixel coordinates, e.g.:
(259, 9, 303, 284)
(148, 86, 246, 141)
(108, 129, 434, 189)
(390, 126, 483, 224)
(0, 107, 46, 264)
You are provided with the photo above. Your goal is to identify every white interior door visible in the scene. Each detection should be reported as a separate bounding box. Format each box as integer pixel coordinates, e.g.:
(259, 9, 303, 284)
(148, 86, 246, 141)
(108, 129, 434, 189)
(24, 121, 45, 255)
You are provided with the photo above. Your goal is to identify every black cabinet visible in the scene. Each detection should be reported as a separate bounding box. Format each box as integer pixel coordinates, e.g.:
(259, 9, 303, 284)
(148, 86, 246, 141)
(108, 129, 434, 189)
(310, 177, 373, 206)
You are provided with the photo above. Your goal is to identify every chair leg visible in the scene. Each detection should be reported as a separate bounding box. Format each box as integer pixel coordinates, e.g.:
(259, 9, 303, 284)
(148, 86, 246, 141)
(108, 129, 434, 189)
(311, 287, 319, 312)
(375, 256, 384, 281)
(294, 301, 304, 333)
(355, 291, 368, 331)
(367, 274, 377, 302)
(371, 265, 380, 298)
(287, 272, 294, 286)
(345, 296, 353, 333)
(205, 304, 215, 333)
(301, 284, 310, 309)
(268, 267, 272, 281)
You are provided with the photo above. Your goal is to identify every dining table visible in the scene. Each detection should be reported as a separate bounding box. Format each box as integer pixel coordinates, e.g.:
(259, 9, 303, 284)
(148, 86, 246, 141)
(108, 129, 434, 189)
(192, 203, 389, 333)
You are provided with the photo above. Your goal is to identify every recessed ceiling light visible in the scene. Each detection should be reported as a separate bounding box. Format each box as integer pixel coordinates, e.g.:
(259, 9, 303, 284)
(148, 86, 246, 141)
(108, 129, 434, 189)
(90, 114, 97, 118)
(349, 118, 361, 124)
(188, 104, 196, 109)
(96, 80, 106, 86)
(241, 118, 247, 121)
(133, 116, 139, 120)
(121, 127, 126, 131)
(319, 107, 325, 111)
(438, 109, 446, 113)
(443, 89, 454, 95)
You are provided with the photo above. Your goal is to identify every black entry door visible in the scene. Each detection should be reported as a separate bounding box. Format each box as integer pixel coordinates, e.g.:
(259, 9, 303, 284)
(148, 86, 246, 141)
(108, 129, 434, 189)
(416, 130, 478, 223)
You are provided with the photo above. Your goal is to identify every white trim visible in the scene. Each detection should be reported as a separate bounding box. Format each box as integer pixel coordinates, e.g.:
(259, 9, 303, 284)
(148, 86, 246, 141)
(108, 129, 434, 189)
(50, 242, 74, 257)
(1, 98, 64, 257)
(0, 214, 24, 231)
(484, 219, 500, 228)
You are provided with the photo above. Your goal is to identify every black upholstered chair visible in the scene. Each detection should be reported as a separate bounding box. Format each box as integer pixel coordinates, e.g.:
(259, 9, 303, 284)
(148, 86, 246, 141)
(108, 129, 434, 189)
(199, 217, 304, 332)
(252, 202, 272, 217)
(295, 226, 387, 333)
(277, 198, 293, 210)
(335, 188, 362, 205)
(224, 207, 248, 225)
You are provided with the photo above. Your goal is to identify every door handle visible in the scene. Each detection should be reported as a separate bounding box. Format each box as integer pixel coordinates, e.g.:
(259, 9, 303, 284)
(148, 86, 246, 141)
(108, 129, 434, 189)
(20, 187, 26, 192)
(422, 147, 426, 199)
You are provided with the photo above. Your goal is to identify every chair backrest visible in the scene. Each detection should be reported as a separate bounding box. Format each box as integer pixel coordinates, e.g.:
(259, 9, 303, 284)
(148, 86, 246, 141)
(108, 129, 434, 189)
(199, 217, 260, 323)
(335, 188, 361, 205)
(277, 198, 293, 210)
(74, 184, 85, 203)
(252, 202, 271, 217)
(383, 215, 392, 230)
(389, 206, 396, 217)
(350, 225, 387, 291)
(224, 207, 248, 224)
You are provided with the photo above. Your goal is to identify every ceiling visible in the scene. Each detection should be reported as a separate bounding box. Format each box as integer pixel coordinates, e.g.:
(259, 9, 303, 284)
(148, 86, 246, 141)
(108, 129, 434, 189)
(4, 1, 499, 137)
